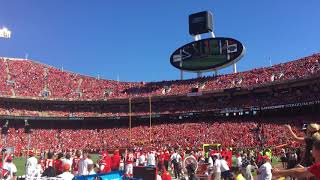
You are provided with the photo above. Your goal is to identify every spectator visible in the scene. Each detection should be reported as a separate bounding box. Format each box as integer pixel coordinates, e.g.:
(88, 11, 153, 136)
(257, 156, 272, 180)
(25, 151, 38, 178)
(170, 149, 182, 179)
(2, 154, 17, 180)
(273, 139, 320, 179)
(57, 164, 74, 180)
(111, 150, 121, 171)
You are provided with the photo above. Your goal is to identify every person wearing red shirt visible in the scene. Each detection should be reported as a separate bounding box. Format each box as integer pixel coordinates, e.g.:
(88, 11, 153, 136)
(163, 150, 170, 171)
(72, 150, 81, 175)
(161, 167, 172, 180)
(125, 150, 134, 177)
(273, 139, 320, 179)
(44, 152, 54, 170)
(111, 150, 121, 171)
(54, 153, 64, 175)
(99, 152, 111, 173)
(158, 152, 165, 171)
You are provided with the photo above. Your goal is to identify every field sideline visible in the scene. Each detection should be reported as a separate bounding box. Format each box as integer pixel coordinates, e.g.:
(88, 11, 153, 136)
(13, 155, 280, 176)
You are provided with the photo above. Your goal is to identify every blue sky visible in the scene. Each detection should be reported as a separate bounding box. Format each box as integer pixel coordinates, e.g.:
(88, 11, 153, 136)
(0, 0, 319, 82)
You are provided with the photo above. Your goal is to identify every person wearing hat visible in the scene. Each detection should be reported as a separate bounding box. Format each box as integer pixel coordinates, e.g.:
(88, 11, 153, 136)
(285, 123, 320, 167)
(98, 152, 111, 173)
(57, 164, 74, 180)
(26, 150, 38, 178)
(2, 154, 17, 180)
(273, 139, 320, 179)
(257, 155, 272, 180)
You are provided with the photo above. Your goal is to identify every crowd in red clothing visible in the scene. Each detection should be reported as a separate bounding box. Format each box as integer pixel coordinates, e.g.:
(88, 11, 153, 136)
(2, 119, 306, 157)
(0, 53, 319, 100)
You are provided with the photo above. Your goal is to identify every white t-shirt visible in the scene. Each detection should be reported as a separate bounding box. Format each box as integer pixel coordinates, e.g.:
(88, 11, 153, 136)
(209, 157, 215, 168)
(236, 157, 242, 167)
(138, 154, 146, 165)
(57, 171, 74, 180)
(63, 159, 73, 167)
(26, 156, 38, 176)
(170, 153, 181, 163)
(157, 174, 162, 180)
(78, 158, 89, 176)
(3, 162, 17, 180)
(214, 159, 221, 173)
(258, 162, 272, 180)
(147, 153, 156, 166)
(220, 159, 230, 172)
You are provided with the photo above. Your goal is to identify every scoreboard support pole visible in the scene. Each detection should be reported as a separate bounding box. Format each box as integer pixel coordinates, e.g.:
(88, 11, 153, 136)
(233, 63, 237, 73)
(180, 70, 184, 80)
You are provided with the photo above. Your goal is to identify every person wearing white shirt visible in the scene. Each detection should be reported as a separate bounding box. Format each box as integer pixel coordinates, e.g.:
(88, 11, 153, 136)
(3, 156, 17, 180)
(213, 155, 221, 180)
(57, 164, 74, 180)
(147, 152, 156, 166)
(220, 157, 232, 179)
(26, 152, 38, 178)
(62, 153, 73, 167)
(138, 153, 146, 166)
(170, 150, 182, 179)
(236, 155, 242, 168)
(78, 153, 89, 176)
(257, 157, 272, 180)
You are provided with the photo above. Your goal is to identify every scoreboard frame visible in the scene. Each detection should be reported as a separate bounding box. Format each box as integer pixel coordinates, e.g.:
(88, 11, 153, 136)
(170, 37, 245, 72)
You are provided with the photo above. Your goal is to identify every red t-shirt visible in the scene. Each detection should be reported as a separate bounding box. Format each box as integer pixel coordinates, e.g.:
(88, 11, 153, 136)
(45, 159, 54, 169)
(111, 154, 121, 170)
(164, 151, 170, 161)
(162, 172, 172, 180)
(101, 156, 111, 173)
(158, 154, 165, 164)
(308, 162, 320, 179)
(126, 153, 134, 164)
(72, 157, 81, 172)
(54, 159, 63, 174)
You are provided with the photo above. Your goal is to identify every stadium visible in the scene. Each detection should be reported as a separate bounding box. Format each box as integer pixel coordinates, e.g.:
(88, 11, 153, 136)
(1, 1, 320, 180)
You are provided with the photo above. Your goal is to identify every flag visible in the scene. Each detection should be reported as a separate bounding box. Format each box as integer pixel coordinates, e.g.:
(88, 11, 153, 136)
(0, 27, 11, 39)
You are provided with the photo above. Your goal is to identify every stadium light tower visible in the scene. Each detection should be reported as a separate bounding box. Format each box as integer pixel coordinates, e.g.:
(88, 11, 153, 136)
(0, 27, 12, 39)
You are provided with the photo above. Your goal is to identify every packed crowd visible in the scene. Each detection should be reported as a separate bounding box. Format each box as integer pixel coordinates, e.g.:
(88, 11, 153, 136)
(0, 53, 319, 100)
(2, 123, 320, 180)
(2, 120, 305, 156)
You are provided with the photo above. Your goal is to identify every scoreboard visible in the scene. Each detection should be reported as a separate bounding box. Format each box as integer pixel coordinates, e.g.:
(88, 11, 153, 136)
(170, 37, 245, 71)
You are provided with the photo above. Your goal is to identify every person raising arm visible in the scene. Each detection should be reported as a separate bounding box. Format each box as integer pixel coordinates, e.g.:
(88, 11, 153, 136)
(273, 139, 320, 179)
